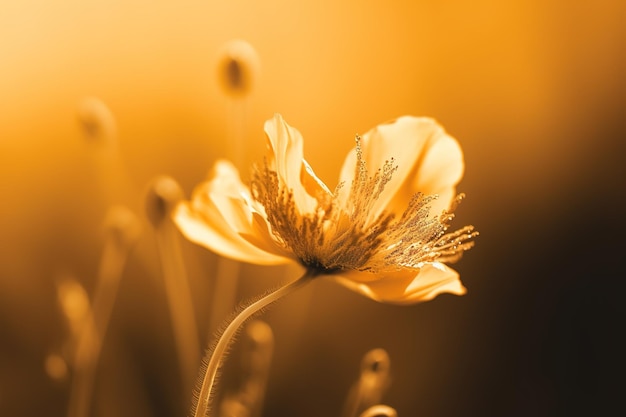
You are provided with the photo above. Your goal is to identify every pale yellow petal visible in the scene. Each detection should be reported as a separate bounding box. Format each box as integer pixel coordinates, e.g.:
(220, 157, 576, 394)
(331, 263, 466, 305)
(338, 116, 464, 216)
(173, 159, 289, 265)
(301, 158, 333, 199)
(264, 114, 327, 212)
(174, 203, 288, 265)
(395, 128, 464, 215)
(195, 160, 256, 235)
(263, 114, 303, 186)
(238, 212, 296, 259)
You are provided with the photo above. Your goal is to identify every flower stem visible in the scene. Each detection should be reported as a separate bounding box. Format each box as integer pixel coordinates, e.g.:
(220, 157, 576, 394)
(192, 270, 315, 417)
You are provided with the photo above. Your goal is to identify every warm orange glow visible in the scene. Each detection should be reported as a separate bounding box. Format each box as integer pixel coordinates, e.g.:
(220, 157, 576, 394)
(1, 1, 624, 416)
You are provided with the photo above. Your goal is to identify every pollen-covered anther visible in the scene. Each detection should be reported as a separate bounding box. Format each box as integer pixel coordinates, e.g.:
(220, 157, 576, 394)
(247, 119, 478, 277)
(252, 140, 477, 274)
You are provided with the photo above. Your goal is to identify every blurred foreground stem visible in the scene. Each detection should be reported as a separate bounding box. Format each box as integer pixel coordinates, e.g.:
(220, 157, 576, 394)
(192, 270, 315, 417)
(67, 207, 139, 417)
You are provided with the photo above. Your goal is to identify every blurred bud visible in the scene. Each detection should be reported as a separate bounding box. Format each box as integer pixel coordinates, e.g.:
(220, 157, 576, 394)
(77, 97, 117, 144)
(359, 405, 398, 417)
(219, 396, 249, 417)
(361, 349, 391, 379)
(358, 348, 391, 410)
(104, 205, 142, 250)
(360, 348, 391, 386)
(44, 353, 69, 382)
(217, 40, 260, 98)
(56, 275, 90, 337)
(219, 320, 274, 417)
(241, 319, 274, 377)
(342, 348, 392, 417)
(144, 175, 184, 227)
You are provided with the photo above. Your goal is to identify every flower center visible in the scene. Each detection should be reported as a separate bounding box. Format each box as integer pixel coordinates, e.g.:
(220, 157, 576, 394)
(250, 136, 477, 275)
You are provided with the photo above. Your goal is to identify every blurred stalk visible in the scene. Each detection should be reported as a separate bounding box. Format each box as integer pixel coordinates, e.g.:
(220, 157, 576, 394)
(219, 320, 274, 417)
(209, 257, 241, 337)
(145, 175, 201, 399)
(341, 348, 392, 417)
(67, 206, 141, 417)
(49, 274, 91, 384)
(192, 273, 313, 417)
(209, 39, 261, 335)
(77, 97, 134, 206)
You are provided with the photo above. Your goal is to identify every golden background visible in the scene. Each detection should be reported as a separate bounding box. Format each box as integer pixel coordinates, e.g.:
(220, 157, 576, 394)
(1, 1, 624, 416)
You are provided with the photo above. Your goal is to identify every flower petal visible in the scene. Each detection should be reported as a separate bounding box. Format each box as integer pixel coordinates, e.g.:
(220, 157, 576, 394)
(264, 114, 330, 212)
(339, 116, 464, 216)
(173, 160, 290, 266)
(238, 212, 296, 259)
(331, 263, 466, 305)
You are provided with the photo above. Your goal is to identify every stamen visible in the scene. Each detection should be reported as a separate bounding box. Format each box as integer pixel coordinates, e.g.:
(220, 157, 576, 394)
(250, 136, 476, 275)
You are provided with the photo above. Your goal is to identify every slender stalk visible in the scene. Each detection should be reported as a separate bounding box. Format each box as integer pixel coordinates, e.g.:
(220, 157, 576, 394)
(78, 97, 134, 206)
(192, 270, 314, 417)
(218, 319, 274, 417)
(146, 175, 201, 397)
(239, 320, 274, 417)
(156, 219, 201, 395)
(208, 258, 241, 336)
(67, 206, 140, 417)
(342, 348, 391, 417)
(207, 87, 248, 335)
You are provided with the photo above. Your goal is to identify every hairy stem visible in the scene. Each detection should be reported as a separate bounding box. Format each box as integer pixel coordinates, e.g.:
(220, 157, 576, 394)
(192, 270, 315, 417)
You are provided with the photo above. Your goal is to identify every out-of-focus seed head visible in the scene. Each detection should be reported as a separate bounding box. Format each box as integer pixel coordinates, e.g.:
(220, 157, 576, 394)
(145, 175, 184, 227)
(216, 39, 260, 98)
(77, 97, 117, 144)
(104, 205, 142, 249)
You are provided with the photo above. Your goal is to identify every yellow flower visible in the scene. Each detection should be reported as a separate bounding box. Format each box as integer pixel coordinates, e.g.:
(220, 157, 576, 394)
(174, 114, 477, 305)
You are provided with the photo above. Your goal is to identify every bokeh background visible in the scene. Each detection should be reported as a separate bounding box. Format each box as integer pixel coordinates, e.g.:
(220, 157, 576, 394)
(1, 1, 625, 416)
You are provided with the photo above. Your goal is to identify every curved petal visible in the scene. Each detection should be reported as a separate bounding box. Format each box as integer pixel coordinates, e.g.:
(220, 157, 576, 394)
(338, 116, 464, 216)
(301, 159, 333, 198)
(264, 114, 330, 212)
(173, 159, 290, 266)
(238, 212, 296, 259)
(174, 203, 288, 265)
(196, 160, 256, 234)
(331, 263, 466, 305)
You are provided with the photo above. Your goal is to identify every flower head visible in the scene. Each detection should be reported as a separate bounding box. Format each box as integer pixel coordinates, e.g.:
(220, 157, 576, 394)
(174, 114, 477, 305)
